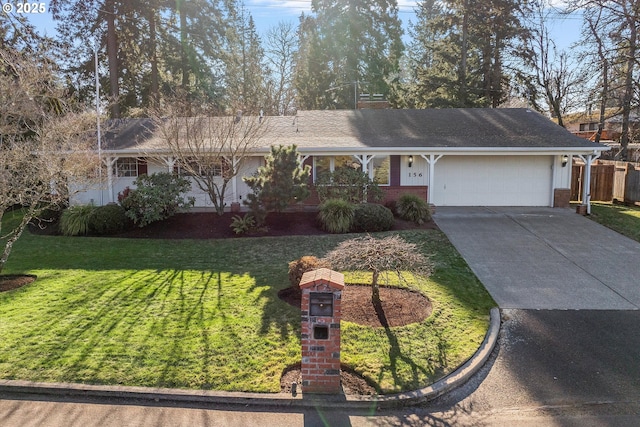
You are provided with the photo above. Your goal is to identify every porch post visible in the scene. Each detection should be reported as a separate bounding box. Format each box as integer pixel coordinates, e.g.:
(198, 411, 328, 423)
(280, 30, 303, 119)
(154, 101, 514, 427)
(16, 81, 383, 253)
(105, 156, 117, 204)
(354, 154, 375, 177)
(231, 156, 240, 203)
(354, 155, 375, 202)
(421, 154, 443, 205)
(163, 156, 176, 172)
(578, 152, 601, 215)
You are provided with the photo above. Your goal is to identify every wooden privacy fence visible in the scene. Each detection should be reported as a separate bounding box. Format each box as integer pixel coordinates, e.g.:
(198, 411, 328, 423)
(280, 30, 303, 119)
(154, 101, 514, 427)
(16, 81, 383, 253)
(571, 160, 640, 204)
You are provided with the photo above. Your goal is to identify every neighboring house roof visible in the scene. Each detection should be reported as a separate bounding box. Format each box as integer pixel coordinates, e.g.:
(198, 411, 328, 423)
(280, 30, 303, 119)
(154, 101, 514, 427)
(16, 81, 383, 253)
(102, 108, 608, 155)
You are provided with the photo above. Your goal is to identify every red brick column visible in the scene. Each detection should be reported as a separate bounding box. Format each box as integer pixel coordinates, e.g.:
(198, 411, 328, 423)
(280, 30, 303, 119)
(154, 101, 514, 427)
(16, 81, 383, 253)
(299, 268, 344, 394)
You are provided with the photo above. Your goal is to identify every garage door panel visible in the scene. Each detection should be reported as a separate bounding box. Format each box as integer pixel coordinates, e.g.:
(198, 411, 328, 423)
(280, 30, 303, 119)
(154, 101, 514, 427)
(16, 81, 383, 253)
(432, 156, 552, 206)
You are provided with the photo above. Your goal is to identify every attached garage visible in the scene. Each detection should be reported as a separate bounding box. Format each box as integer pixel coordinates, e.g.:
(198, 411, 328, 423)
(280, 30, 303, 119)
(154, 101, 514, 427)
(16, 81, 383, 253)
(432, 155, 553, 206)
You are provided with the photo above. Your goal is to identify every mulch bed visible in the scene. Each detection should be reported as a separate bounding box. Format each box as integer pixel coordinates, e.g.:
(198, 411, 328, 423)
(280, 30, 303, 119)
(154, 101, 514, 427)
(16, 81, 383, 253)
(0, 275, 37, 292)
(278, 284, 432, 328)
(110, 211, 437, 239)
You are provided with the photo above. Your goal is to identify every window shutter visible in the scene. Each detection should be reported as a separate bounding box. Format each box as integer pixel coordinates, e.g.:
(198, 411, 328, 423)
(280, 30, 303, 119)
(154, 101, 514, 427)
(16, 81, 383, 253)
(138, 159, 148, 176)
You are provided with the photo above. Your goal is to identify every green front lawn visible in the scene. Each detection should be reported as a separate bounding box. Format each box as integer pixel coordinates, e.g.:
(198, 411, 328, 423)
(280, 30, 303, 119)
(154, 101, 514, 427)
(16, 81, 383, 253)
(0, 212, 494, 394)
(589, 202, 640, 243)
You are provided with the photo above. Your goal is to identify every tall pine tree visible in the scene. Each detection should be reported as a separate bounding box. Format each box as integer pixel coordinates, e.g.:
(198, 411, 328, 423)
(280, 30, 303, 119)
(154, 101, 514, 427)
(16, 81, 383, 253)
(406, 0, 527, 108)
(295, 0, 403, 109)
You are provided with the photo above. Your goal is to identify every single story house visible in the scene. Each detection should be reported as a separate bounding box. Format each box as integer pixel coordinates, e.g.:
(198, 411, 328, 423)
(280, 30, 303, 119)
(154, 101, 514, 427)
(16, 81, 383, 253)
(73, 108, 609, 209)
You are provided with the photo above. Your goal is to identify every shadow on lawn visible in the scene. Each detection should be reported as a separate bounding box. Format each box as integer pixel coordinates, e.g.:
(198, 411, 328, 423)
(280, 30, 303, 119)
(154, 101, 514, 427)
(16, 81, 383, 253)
(5, 230, 492, 391)
(373, 300, 449, 391)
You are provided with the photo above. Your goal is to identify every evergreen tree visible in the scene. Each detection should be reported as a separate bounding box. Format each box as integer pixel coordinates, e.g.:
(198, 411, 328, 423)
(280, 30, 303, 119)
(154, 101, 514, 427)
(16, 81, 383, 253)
(295, 0, 403, 109)
(405, 0, 528, 108)
(49, 0, 235, 117)
(294, 13, 336, 110)
(224, 4, 270, 113)
(243, 145, 311, 225)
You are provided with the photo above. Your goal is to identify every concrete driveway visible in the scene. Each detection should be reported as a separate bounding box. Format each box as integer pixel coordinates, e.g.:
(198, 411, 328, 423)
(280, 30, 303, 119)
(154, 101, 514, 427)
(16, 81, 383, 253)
(433, 207, 640, 310)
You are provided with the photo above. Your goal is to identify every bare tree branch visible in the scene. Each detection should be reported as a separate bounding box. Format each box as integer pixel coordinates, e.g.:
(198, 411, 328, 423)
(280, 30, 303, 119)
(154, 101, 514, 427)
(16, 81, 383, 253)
(148, 99, 271, 215)
(323, 235, 434, 304)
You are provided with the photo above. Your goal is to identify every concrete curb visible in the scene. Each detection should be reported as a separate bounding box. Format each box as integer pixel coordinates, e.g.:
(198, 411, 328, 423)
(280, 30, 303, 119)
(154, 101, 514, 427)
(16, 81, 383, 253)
(0, 308, 500, 410)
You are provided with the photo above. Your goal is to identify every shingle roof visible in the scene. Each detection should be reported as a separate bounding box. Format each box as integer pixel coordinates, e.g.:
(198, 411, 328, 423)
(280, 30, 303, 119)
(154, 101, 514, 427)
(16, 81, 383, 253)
(103, 108, 607, 152)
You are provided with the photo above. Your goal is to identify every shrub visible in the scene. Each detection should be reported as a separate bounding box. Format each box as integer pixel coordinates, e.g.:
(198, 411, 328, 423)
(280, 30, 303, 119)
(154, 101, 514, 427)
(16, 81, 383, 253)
(89, 204, 128, 235)
(318, 199, 355, 233)
(384, 200, 398, 217)
(243, 145, 310, 225)
(288, 256, 331, 288)
(397, 193, 431, 225)
(59, 205, 96, 236)
(230, 214, 256, 235)
(118, 173, 195, 227)
(353, 203, 395, 232)
(315, 167, 383, 204)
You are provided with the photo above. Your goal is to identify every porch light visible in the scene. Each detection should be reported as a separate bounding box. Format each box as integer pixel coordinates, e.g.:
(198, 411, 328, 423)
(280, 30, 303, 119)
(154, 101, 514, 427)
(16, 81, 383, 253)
(408, 155, 413, 168)
(561, 155, 569, 167)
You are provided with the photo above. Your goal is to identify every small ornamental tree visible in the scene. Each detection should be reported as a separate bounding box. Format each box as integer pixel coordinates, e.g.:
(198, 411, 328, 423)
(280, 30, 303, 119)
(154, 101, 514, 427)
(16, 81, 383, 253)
(323, 235, 434, 303)
(243, 144, 311, 225)
(118, 173, 194, 227)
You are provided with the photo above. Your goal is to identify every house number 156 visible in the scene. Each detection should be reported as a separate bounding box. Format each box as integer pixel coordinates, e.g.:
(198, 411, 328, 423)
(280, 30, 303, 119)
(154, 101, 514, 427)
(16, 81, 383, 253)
(408, 172, 423, 178)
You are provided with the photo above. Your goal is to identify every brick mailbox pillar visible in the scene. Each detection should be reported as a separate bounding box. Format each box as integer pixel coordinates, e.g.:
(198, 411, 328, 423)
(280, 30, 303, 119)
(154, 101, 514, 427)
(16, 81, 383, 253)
(299, 268, 344, 394)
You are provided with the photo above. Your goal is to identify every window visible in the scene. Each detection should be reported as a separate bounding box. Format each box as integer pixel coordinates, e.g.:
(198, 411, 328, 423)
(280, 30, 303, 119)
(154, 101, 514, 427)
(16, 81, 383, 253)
(579, 122, 598, 131)
(175, 158, 226, 177)
(314, 157, 330, 180)
(115, 158, 138, 177)
(372, 156, 390, 185)
(313, 155, 390, 185)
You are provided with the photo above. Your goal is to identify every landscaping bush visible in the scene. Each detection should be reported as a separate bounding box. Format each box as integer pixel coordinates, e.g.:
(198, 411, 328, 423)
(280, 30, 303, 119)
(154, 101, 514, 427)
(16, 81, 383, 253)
(352, 203, 395, 232)
(288, 256, 331, 288)
(118, 173, 195, 227)
(230, 214, 256, 235)
(397, 193, 431, 225)
(318, 199, 355, 233)
(89, 204, 128, 235)
(59, 205, 96, 236)
(384, 200, 398, 217)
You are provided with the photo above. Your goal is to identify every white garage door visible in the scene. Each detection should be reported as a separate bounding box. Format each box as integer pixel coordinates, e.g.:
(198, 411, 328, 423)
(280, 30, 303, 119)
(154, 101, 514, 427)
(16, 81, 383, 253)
(432, 155, 553, 206)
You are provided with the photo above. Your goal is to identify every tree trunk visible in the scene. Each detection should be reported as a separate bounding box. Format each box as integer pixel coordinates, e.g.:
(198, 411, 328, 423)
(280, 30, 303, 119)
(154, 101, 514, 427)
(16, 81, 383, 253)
(596, 60, 608, 144)
(620, 6, 637, 161)
(106, 0, 120, 118)
(149, 8, 159, 107)
(371, 270, 380, 304)
(459, 0, 468, 105)
(0, 206, 37, 274)
(178, 0, 189, 89)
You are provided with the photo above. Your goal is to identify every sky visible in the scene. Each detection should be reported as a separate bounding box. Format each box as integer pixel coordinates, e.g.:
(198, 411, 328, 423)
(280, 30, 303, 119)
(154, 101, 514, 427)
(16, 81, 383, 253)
(19, 0, 582, 50)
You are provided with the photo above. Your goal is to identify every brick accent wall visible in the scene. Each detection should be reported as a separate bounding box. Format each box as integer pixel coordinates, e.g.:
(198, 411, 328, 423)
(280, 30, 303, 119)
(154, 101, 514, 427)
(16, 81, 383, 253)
(380, 186, 428, 205)
(302, 185, 428, 207)
(554, 188, 571, 208)
(299, 269, 344, 394)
